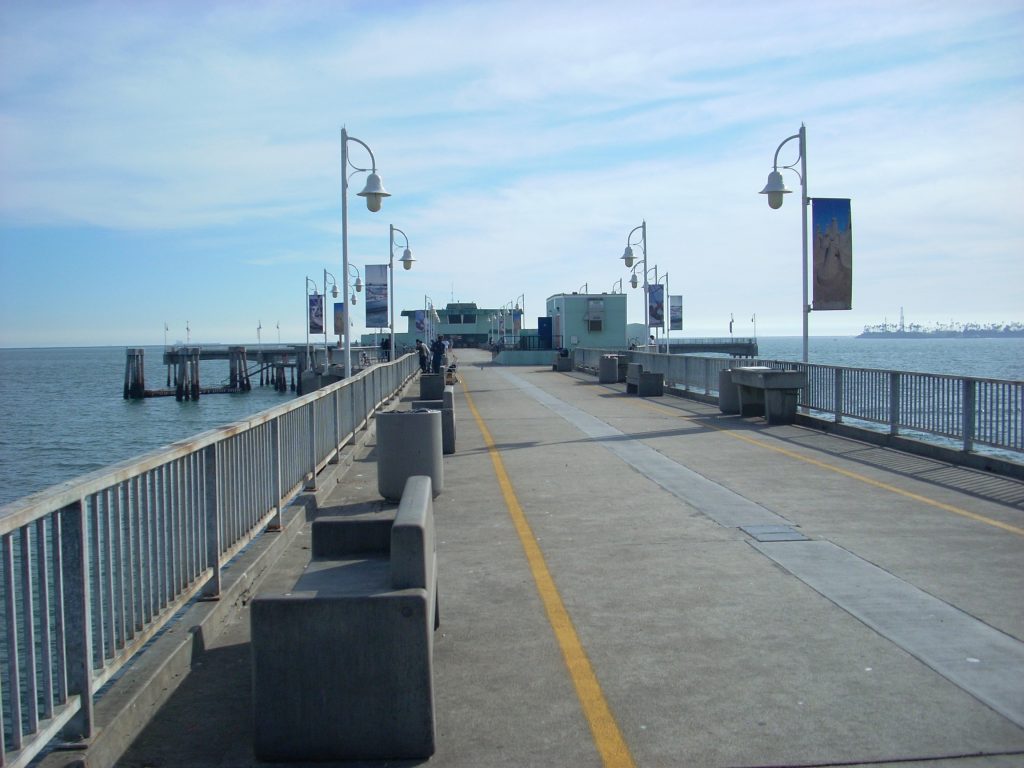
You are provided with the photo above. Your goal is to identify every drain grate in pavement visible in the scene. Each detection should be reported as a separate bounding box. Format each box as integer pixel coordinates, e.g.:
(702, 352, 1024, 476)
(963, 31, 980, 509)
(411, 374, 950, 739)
(741, 524, 808, 542)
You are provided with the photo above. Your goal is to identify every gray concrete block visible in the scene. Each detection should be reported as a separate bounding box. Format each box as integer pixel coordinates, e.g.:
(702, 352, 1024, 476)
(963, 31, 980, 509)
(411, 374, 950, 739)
(409, 402, 456, 454)
(718, 368, 740, 414)
(377, 410, 443, 501)
(251, 586, 435, 761)
(311, 512, 394, 558)
(599, 355, 619, 383)
(391, 476, 435, 591)
(419, 373, 444, 400)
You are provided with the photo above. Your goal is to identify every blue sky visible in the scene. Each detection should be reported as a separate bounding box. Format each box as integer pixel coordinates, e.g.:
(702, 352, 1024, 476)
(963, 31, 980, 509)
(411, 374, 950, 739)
(1, 0, 1022, 347)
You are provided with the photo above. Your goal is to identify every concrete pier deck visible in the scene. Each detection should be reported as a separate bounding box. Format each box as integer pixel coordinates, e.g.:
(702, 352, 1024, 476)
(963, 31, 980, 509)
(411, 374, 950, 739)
(107, 348, 1024, 767)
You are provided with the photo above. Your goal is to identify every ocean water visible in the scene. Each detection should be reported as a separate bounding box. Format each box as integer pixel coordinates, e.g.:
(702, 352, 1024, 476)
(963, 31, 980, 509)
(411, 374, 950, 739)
(1, 338, 1022, 506)
(0, 346, 297, 506)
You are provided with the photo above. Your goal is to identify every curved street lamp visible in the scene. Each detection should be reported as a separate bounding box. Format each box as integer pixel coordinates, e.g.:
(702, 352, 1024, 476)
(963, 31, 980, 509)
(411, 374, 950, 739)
(305, 276, 323, 371)
(760, 123, 809, 361)
(389, 225, 415, 360)
(341, 127, 390, 378)
(620, 220, 649, 343)
(323, 269, 340, 368)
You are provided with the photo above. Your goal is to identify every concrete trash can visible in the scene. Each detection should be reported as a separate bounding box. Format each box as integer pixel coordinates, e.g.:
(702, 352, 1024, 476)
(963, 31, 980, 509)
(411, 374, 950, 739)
(718, 369, 740, 414)
(377, 410, 443, 501)
(598, 355, 619, 384)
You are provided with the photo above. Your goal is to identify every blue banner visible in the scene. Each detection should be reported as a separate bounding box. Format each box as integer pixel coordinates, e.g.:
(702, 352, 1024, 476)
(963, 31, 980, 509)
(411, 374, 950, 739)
(812, 198, 853, 310)
(333, 302, 344, 335)
(308, 294, 324, 334)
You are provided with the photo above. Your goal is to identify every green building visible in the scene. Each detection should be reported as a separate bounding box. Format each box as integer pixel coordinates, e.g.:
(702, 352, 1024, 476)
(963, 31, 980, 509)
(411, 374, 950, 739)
(546, 292, 627, 350)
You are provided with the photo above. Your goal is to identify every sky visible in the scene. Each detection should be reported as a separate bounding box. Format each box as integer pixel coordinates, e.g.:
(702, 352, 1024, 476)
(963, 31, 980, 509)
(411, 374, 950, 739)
(1, 0, 1022, 347)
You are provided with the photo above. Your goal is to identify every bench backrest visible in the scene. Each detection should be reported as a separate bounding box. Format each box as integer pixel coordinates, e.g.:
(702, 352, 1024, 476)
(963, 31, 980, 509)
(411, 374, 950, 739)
(390, 475, 435, 590)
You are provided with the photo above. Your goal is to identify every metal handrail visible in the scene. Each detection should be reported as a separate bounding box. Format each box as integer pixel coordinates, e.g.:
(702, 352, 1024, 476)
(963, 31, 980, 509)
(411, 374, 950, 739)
(575, 348, 1023, 456)
(0, 354, 417, 766)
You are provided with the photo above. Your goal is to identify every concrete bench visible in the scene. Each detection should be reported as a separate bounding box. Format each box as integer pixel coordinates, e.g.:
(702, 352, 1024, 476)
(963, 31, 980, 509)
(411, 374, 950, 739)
(552, 350, 573, 372)
(625, 362, 664, 396)
(730, 366, 807, 424)
(251, 475, 439, 761)
(413, 384, 457, 454)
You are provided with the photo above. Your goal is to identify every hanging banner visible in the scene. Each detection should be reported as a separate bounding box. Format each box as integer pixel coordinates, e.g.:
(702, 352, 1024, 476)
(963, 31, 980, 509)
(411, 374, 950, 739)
(308, 293, 324, 334)
(812, 198, 853, 310)
(364, 264, 388, 328)
(333, 302, 344, 335)
(414, 309, 425, 334)
(513, 309, 522, 335)
(669, 295, 683, 331)
(648, 284, 665, 328)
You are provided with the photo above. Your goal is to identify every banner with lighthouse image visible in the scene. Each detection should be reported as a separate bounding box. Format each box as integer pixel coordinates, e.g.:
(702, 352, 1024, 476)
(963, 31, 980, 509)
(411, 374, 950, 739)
(812, 198, 853, 311)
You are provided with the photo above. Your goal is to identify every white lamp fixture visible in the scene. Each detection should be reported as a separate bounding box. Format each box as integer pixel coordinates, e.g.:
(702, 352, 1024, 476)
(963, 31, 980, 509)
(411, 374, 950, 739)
(357, 172, 390, 212)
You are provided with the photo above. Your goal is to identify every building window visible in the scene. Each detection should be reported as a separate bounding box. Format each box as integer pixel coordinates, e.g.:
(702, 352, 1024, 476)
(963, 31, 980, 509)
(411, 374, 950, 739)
(462, 314, 476, 324)
(448, 314, 461, 324)
(586, 298, 605, 333)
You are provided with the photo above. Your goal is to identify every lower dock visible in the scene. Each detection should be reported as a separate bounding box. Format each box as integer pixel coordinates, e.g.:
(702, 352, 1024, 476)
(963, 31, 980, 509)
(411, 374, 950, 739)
(64, 348, 1024, 767)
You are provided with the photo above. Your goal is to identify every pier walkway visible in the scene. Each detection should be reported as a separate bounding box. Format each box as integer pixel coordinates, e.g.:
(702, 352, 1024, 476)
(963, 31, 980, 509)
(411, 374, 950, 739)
(90, 349, 1023, 767)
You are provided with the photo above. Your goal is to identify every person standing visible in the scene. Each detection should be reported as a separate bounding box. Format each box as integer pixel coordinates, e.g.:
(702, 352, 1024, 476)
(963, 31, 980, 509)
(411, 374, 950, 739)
(416, 339, 428, 372)
(431, 336, 444, 374)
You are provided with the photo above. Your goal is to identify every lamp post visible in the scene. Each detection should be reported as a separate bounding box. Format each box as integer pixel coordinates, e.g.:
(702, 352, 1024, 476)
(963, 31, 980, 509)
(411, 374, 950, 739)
(654, 271, 669, 351)
(341, 127, 390, 378)
(304, 276, 322, 371)
(760, 124, 809, 362)
(611, 278, 623, 294)
(424, 296, 439, 343)
(621, 220, 649, 344)
(629, 263, 662, 348)
(323, 269, 340, 368)
(389, 225, 415, 361)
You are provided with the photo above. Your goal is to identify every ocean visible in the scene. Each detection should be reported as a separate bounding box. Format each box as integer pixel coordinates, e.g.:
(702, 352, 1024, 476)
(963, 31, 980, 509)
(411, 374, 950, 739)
(1, 338, 1022, 506)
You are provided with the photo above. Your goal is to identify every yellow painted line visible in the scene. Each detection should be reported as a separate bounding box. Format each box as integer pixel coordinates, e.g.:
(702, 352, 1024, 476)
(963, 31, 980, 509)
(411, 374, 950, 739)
(462, 381, 636, 768)
(638, 399, 1024, 537)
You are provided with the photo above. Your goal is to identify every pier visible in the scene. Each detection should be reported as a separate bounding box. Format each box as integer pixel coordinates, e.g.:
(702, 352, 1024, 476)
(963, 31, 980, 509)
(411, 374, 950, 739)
(4, 349, 1022, 768)
(122, 344, 376, 401)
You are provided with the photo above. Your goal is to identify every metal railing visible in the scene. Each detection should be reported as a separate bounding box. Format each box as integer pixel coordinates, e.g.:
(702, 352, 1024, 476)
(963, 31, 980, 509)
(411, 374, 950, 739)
(0, 354, 417, 767)
(576, 349, 1023, 457)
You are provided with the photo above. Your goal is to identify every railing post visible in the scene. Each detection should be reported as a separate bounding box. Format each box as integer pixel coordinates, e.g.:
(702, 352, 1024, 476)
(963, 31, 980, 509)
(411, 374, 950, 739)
(202, 444, 221, 599)
(834, 368, 844, 424)
(59, 499, 94, 741)
(269, 418, 282, 531)
(963, 378, 976, 452)
(889, 372, 900, 436)
(306, 401, 317, 491)
(331, 387, 341, 463)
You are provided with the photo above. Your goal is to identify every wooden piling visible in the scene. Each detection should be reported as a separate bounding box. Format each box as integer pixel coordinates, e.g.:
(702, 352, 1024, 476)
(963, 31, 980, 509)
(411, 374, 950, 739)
(123, 348, 146, 399)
